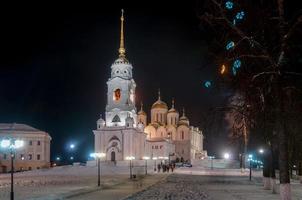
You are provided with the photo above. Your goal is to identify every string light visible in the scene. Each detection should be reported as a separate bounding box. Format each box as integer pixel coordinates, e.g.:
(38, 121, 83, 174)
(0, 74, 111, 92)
(233, 59, 241, 69)
(236, 11, 245, 20)
(204, 81, 211, 88)
(220, 64, 226, 74)
(226, 41, 235, 50)
(225, 1, 234, 10)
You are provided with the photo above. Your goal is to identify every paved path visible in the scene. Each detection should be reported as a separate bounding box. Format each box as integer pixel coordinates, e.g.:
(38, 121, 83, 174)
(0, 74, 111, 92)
(125, 171, 302, 200)
(67, 174, 168, 200)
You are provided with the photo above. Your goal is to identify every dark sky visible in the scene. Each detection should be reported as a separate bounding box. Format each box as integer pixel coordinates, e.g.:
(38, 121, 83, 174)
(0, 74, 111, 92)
(0, 1, 229, 162)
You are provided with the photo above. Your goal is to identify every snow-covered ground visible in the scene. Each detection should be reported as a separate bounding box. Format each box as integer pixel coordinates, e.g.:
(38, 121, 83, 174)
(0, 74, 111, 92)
(125, 168, 302, 200)
(1, 166, 302, 200)
(0, 165, 151, 200)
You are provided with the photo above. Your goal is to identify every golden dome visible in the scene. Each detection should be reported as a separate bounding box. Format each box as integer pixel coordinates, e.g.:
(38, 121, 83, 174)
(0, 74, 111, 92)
(178, 108, 189, 126)
(138, 102, 147, 115)
(152, 100, 168, 109)
(138, 110, 147, 116)
(168, 99, 178, 113)
(151, 89, 168, 110)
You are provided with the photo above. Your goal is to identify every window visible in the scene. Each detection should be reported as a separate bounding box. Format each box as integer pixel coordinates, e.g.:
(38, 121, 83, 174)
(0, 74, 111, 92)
(155, 145, 158, 149)
(3, 154, 7, 160)
(29, 140, 32, 146)
(160, 145, 163, 149)
(37, 167, 40, 169)
(28, 167, 32, 170)
(37, 154, 41, 160)
(182, 149, 185, 154)
(37, 141, 41, 146)
(28, 154, 32, 160)
(181, 131, 184, 140)
(113, 89, 121, 101)
(20, 154, 24, 160)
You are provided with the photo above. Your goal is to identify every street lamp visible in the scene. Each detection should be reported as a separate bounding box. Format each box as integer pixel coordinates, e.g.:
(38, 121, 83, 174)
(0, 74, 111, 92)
(69, 144, 75, 149)
(0, 138, 24, 200)
(90, 152, 106, 186)
(125, 156, 135, 179)
(259, 149, 264, 154)
(223, 152, 230, 160)
(248, 154, 253, 181)
(143, 156, 150, 175)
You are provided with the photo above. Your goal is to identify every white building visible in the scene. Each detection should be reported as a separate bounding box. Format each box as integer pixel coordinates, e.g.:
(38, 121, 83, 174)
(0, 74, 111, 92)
(93, 10, 206, 163)
(0, 123, 51, 172)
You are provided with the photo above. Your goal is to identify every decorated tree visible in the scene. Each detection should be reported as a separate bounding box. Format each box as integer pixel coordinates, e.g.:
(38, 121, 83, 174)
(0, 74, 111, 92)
(198, 0, 302, 199)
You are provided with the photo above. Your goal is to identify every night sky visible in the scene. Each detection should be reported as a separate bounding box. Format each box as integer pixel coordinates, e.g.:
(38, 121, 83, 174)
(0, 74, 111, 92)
(0, 2, 229, 162)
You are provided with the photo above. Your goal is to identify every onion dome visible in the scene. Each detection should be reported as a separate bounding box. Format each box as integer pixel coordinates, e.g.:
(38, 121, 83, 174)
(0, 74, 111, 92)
(151, 89, 168, 110)
(138, 102, 147, 116)
(97, 114, 106, 129)
(168, 99, 178, 113)
(125, 114, 134, 127)
(178, 108, 189, 126)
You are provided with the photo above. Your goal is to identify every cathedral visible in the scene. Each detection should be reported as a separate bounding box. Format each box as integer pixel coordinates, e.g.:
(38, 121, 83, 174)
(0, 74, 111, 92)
(93, 10, 206, 164)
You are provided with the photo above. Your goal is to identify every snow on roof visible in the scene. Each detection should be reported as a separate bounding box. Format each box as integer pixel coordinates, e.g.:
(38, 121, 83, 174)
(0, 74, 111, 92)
(0, 123, 42, 132)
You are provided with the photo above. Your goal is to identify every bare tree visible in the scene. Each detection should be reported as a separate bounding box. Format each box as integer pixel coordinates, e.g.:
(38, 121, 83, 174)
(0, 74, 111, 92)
(198, 0, 302, 199)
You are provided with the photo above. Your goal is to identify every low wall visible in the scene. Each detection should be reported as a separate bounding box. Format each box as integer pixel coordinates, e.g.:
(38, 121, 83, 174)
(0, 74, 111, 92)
(191, 159, 240, 169)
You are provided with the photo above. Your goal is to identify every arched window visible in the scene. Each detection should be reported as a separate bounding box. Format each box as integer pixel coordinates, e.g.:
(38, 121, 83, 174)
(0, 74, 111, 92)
(181, 131, 184, 140)
(113, 89, 121, 101)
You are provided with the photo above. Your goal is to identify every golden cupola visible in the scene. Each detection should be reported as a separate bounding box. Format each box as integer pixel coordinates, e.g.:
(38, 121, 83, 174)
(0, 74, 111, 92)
(178, 108, 189, 126)
(151, 90, 168, 110)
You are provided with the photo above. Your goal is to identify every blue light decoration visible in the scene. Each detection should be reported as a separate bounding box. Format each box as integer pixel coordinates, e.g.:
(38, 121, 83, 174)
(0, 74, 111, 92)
(204, 81, 211, 88)
(225, 1, 233, 10)
(233, 59, 241, 69)
(236, 11, 245, 20)
(226, 41, 235, 50)
(232, 59, 242, 75)
(232, 67, 237, 75)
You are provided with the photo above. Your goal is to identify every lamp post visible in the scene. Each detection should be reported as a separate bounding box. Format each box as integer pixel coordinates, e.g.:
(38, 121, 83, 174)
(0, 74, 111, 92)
(1, 139, 24, 200)
(208, 156, 215, 170)
(143, 156, 150, 175)
(125, 156, 135, 179)
(248, 154, 253, 181)
(152, 157, 157, 172)
(90, 152, 106, 186)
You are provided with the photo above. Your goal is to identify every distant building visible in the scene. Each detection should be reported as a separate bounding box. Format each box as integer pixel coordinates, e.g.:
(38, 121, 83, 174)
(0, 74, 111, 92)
(0, 123, 51, 173)
(93, 10, 207, 164)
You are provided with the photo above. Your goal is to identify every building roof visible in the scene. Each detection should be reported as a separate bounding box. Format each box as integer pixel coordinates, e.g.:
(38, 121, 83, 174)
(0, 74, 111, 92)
(0, 123, 48, 134)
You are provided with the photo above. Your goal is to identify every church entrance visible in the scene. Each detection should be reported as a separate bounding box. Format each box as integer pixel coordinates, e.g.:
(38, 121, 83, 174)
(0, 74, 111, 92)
(111, 151, 116, 161)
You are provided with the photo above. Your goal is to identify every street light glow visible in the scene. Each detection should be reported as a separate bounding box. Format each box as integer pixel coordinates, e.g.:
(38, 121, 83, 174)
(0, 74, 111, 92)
(259, 149, 264, 154)
(125, 156, 135, 160)
(143, 156, 150, 160)
(70, 144, 75, 149)
(91, 152, 106, 158)
(0, 139, 11, 148)
(223, 153, 230, 159)
(14, 140, 24, 148)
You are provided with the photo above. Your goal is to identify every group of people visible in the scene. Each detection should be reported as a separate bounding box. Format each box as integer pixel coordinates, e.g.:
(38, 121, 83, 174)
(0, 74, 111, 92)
(156, 162, 175, 173)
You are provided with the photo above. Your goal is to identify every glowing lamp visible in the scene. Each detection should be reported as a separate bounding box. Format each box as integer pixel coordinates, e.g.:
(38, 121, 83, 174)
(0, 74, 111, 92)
(0, 139, 11, 148)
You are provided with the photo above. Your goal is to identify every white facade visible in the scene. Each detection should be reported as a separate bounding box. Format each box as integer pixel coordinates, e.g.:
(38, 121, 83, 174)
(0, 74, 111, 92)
(93, 10, 206, 163)
(0, 123, 51, 172)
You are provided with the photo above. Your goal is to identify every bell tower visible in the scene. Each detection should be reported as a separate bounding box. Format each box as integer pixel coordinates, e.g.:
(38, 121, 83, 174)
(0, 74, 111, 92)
(105, 9, 137, 127)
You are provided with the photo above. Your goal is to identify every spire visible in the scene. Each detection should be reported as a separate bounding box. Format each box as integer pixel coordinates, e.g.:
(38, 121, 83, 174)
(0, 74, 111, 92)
(182, 108, 186, 117)
(140, 102, 144, 111)
(118, 9, 126, 58)
(171, 98, 175, 109)
(158, 89, 161, 100)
